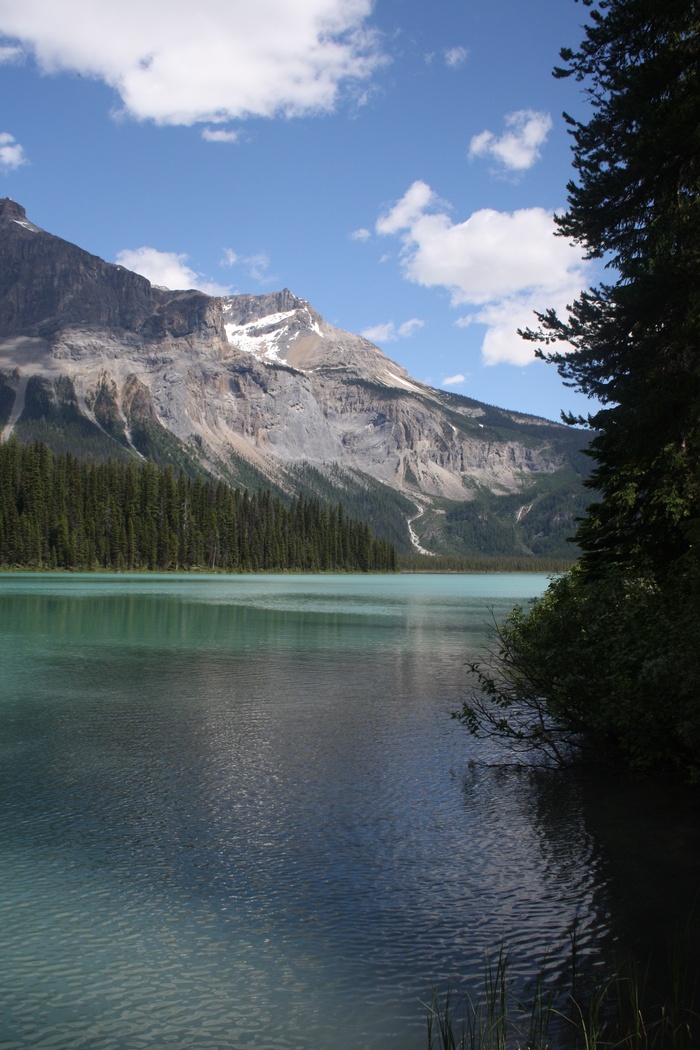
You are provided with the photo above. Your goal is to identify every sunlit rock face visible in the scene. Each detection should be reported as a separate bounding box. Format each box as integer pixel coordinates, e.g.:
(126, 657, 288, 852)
(0, 198, 590, 554)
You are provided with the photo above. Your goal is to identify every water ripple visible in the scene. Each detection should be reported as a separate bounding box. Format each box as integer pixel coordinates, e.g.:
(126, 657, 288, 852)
(2, 575, 698, 1049)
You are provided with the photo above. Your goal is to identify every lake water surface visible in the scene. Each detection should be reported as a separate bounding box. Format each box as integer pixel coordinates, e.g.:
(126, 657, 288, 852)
(1, 573, 699, 1050)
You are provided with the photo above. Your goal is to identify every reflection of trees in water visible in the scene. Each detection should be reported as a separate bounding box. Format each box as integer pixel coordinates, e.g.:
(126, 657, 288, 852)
(568, 772, 700, 1002)
(466, 764, 700, 1007)
(460, 764, 612, 1005)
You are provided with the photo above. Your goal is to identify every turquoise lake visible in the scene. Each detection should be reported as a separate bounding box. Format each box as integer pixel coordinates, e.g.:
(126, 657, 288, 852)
(1, 573, 699, 1050)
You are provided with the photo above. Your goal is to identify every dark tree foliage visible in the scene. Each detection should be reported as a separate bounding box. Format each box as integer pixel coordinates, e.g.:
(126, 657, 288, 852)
(0, 439, 397, 573)
(458, 564, 700, 776)
(457, 0, 700, 780)
(522, 0, 700, 575)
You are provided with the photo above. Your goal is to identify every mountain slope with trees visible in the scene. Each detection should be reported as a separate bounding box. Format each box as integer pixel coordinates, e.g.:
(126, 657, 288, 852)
(0, 439, 396, 572)
(0, 197, 591, 560)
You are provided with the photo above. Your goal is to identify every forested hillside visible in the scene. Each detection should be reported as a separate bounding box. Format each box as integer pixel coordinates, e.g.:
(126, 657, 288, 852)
(0, 440, 397, 573)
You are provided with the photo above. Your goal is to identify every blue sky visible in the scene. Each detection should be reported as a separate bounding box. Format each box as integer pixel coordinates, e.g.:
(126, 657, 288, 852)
(0, 0, 602, 422)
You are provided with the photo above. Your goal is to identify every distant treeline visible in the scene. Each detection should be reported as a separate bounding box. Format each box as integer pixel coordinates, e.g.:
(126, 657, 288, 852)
(0, 440, 397, 572)
(398, 553, 575, 574)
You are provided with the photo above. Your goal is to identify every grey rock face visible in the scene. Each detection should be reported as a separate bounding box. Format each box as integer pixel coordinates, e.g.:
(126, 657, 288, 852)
(0, 199, 590, 552)
(0, 198, 223, 342)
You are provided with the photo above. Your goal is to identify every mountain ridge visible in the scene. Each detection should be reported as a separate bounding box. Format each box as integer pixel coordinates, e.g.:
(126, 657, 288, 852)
(0, 198, 592, 556)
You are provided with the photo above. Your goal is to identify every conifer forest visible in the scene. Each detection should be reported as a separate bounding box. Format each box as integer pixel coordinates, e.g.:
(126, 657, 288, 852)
(0, 439, 397, 573)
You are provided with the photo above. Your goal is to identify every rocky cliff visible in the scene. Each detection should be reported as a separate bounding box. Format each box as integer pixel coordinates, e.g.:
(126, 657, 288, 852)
(0, 198, 592, 556)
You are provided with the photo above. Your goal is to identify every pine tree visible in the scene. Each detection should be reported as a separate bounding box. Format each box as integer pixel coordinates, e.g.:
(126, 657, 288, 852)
(0, 440, 397, 574)
(524, 0, 700, 577)
(458, 0, 700, 778)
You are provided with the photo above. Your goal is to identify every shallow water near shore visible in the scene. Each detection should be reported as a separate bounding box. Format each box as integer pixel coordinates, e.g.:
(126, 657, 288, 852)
(1, 573, 698, 1050)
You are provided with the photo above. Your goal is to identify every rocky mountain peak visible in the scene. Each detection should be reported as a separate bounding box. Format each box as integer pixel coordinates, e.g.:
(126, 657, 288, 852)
(0, 197, 27, 221)
(0, 201, 591, 557)
(0, 201, 227, 342)
(220, 288, 318, 324)
(0, 197, 43, 233)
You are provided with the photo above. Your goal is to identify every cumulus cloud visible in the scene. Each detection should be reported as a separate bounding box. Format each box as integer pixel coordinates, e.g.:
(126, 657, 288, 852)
(202, 127, 239, 143)
(444, 46, 467, 69)
(375, 180, 588, 366)
(361, 317, 424, 343)
(469, 294, 564, 366)
(376, 181, 583, 306)
(0, 0, 385, 126)
(376, 180, 437, 236)
(443, 373, 466, 386)
(350, 227, 371, 241)
(469, 109, 552, 172)
(115, 246, 231, 295)
(0, 132, 28, 170)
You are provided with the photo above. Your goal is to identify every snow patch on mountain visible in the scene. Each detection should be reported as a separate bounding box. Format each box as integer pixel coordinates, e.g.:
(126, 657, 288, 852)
(384, 370, 422, 393)
(224, 309, 297, 363)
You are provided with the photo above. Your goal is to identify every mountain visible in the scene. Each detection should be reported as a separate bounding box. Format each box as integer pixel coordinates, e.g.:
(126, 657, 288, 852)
(0, 197, 592, 557)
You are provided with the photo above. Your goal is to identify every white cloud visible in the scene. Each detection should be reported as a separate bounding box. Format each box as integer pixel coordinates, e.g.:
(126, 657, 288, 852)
(0, 0, 385, 126)
(362, 321, 395, 342)
(350, 227, 371, 241)
(115, 246, 231, 295)
(443, 373, 466, 386)
(471, 292, 573, 366)
(202, 127, 239, 143)
(0, 44, 24, 63)
(0, 131, 28, 170)
(377, 182, 583, 306)
(361, 317, 424, 343)
(375, 180, 588, 366)
(243, 252, 272, 283)
(469, 109, 552, 172)
(220, 246, 273, 284)
(397, 317, 424, 338)
(376, 180, 436, 236)
(444, 46, 467, 69)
